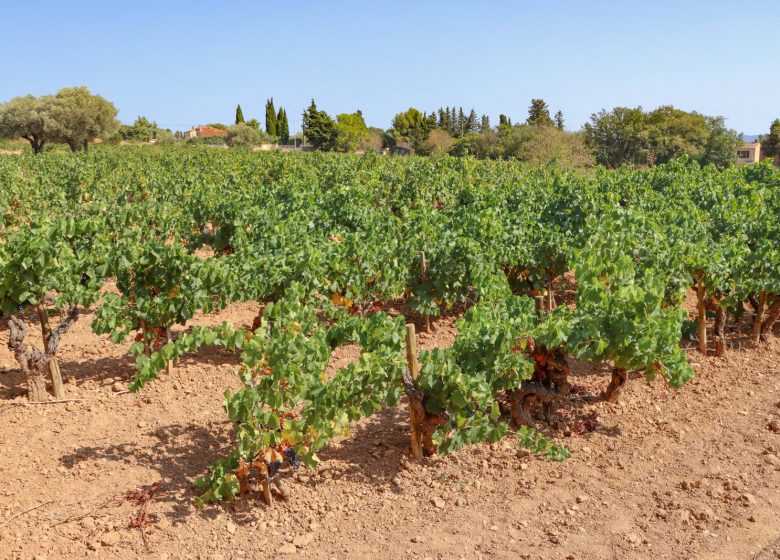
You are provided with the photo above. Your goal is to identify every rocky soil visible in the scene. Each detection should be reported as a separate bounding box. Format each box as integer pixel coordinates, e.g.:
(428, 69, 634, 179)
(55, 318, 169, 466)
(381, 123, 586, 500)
(1, 300, 779, 560)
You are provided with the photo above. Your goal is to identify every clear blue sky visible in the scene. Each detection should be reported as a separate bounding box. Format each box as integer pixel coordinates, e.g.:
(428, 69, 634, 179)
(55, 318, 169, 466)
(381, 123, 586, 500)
(2, 0, 778, 134)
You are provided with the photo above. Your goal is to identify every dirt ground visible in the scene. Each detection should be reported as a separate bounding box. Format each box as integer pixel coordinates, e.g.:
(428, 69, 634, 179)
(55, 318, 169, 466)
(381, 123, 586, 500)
(1, 299, 779, 560)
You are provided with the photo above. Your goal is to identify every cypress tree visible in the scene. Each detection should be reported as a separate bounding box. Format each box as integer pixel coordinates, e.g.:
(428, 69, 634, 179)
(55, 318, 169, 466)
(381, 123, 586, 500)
(277, 108, 290, 144)
(265, 98, 278, 136)
(457, 108, 466, 137)
(466, 109, 478, 133)
(554, 110, 565, 130)
(235, 104, 245, 124)
(481, 114, 490, 132)
(450, 107, 457, 135)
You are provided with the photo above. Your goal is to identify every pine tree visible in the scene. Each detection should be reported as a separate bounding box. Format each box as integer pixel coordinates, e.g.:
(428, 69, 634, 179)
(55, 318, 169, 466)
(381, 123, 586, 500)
(457, 108, 466, 137)
(235, 104, 245, 125)
(481, 114, 490, 132)
(302, 99, 337, 150)
(265, 98, 278, 136)
(499, 114, 508, 127)
(466, 109, 478, 133)
(527, 99, 554, 127)
(554, 110, 565, 130)
(450, 107, 458, 135)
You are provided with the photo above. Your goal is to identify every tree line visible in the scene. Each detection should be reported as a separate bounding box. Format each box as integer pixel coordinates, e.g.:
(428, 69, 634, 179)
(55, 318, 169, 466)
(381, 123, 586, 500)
(1, 87, 778, 168)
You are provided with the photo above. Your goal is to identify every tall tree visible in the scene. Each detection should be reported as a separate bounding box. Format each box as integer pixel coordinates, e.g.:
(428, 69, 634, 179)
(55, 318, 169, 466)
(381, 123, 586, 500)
(335, 112, 369, 152)
(583, 107, 651, 167)
(554, 110, 564, 130)
(466, 109, 478, 133)
(480, 114, 490, 132)
(265, 98, 278, 136)
(301, 99, 337, 150)
(235, 104, 245, 124)
(527, 99, 554, 127)
(762, 118, 780, 158)
(499, 114, 509, 127)
(0, 94, 58, 153)
(390, 107, 432, 151)
(49, 86, 120, 152)
(277, 108, 290, 144)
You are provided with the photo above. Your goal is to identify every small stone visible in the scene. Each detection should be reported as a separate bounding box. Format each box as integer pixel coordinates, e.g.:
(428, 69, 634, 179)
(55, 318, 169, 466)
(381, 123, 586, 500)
(576, 495, 588, 504)
(226, 521, 237, 534)
(100, 531, 121, 547)
(627, 533, 640, 544)
(519, 463, 529, 471)
(490, 525, 498, 531)
(111, 381, 125, 392)
(748, 515, 757, 522)
(769, 420, 780, 434)
(431, 497, 445, 509)
(455, 497, 465, 507)
(308, 522, 320, 531)
(279, 543, 298, 554)
(697, 508, 715, 522)
(740, 493, 756, 505)
(293, 533, 313, 547)
(411, 536, 425, 543)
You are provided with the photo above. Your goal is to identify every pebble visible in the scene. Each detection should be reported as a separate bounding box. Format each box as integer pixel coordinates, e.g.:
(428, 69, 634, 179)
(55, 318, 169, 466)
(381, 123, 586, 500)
(226, 521, 236, 534)
(279, 543, 297, 554)
(431, 497, 445, 509)
(769, 420, 780, 434)
(740, 493, 756, 505)
(100, 531, 121, 547)
(293, 533, 313, 547)
(111, 381, 125, 392)
(411, 536, 424, 543)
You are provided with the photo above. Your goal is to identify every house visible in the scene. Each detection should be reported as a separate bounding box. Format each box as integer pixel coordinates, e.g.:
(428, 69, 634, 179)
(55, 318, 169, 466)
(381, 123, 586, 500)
(736, 142, 761, 164)
(184, 125, 228, 140)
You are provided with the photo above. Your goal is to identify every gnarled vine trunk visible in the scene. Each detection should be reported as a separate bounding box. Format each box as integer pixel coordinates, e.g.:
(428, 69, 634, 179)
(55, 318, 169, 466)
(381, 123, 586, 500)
(6, 307, 78, 402)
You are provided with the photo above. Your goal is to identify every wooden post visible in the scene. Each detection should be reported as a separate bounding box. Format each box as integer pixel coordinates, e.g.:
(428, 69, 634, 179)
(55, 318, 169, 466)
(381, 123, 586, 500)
(405, 323, 423, 460)
(36, 306, 65, 399)
(753, 291, 767, 345)
(547, 277, 555, 311)
(420, 252, 430, 332)
(165, 327, 173, 375)
(696, 277, 707, 354)
(534, 294, 544, 318)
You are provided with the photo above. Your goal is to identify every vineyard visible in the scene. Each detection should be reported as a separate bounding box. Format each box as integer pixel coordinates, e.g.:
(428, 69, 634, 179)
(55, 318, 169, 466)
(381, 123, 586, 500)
(1, 147, 780, 559)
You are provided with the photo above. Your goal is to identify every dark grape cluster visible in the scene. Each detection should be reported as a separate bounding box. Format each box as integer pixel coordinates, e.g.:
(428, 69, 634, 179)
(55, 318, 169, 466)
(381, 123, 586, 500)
(268, 461, 282, 477)
(283, 448, 301, 469)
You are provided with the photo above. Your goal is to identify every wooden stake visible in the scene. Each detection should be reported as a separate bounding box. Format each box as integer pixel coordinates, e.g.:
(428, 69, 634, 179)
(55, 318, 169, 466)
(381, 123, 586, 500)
(405, 323, 423, 460)
(696, 277, 707, 354)
(420, 252, 431, 332)
(36, 306, 65, 399)
(547, 278, 554, 311)
(165, 327, 173, 375)
(753, 291, 767, 345)
(534, 295, 544, 318)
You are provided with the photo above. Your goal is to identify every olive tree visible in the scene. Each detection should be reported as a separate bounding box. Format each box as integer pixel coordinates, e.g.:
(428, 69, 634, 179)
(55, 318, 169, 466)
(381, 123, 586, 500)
(0, 87, 120, 153)
(49, 87, 120, 152)
(0, 94, 58, 153)
(227, 123, 262, 148)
